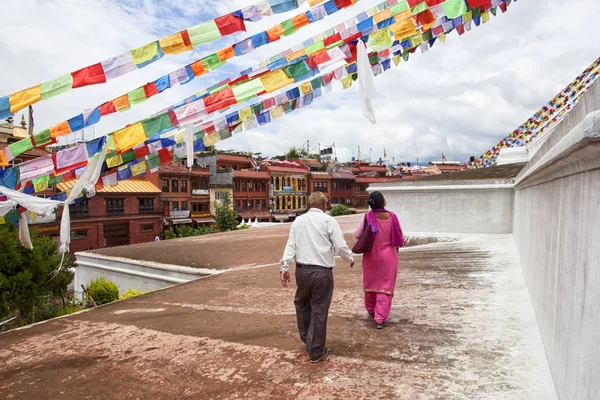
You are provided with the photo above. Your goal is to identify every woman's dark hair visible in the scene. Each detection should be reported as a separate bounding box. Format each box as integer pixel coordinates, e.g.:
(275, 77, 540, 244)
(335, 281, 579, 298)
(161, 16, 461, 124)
(367, 191, 385, 209)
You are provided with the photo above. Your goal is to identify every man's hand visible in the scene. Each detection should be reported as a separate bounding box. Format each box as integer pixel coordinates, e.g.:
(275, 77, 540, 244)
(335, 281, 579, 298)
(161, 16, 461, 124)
(350, 261, 355, 268)
(280, 271, 291, 287)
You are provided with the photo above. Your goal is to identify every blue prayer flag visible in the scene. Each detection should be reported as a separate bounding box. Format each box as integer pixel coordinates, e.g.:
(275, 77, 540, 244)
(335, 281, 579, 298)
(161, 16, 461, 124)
(67, 114, 85, 133)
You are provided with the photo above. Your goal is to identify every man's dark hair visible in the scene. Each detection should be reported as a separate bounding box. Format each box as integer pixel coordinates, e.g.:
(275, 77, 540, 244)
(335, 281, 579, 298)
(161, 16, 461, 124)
(367, 191, 385, 209)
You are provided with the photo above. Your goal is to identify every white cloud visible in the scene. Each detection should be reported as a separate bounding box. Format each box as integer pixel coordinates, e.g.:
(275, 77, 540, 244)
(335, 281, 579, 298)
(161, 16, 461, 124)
(0, 0, 598, 164)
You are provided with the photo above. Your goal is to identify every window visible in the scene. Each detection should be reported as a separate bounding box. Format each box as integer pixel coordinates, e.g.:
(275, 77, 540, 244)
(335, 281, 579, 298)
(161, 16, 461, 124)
(248, 200, 254, 210)
(332, 198, 338, 204)
(261, 199, 267, 210)
(249, 181, 254, 192)
(106, 198, 124, 215)
(138, 198, 154, 213)
(242, 181, 247, 191)
(235, 200, 241, 210)
(172, 201, 179, 211)
(162, 179, 169, 192)
(354, 199, 359, 207)
(181, 180, 187, 193)
(162, 200, 169, 209)
(141, 224, 154, 232)
(72, 199, 89, 217)
(172, 180, 178, 193)
(354, 185, 359, 194)
(332, 182, 337, 190)
(234, 181, 240, 192)
(71, 230, 88, 239)
(346, 198, 352, 205)
(346, 182, 352, 190)
(181, 201, 188, 210)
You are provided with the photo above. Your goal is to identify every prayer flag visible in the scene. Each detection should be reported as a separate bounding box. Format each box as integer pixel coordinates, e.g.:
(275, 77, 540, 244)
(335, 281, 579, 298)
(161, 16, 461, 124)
(203, 89, 236, 114)
(188, 21, 222, 47)
(99, 101, 117, 116)
(50, 121, 71, 138)
(8, 137, 33, 157)
(67, 114, 85, 133)
(113, 94, 131, 111)
(33, 129, 52, 147)
(159, 31, 193, 55)
(131, 161, 147, 176)
(101, 53, 136, 80)
(233, 79, 265, 103)
(128, 87, 148, 105)
(9, 85, 41, 114)
(131, 42, 163, 68)
(71, 63, 106, 89)
(41, 74, 73, 100)
(106, 154, 123, 168)
(442, 0, 467, 19)
(55, 144, 87, 170)
(215, 13, 246, 35)
(19, 155, 55, 182)
(113, 123, 146, 152)
(260, 70, 294, 93)
(0, 96, 11, 119)
(143, 113, 173, 137)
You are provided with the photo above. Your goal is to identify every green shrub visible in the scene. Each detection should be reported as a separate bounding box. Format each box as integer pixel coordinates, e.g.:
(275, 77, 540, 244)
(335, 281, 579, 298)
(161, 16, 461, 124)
(330, 204, 352, 217)
(119, 288, 151, 300)
(56, 304, 86, 317)
(164, 229, 177, 240)
(87, 276, 119, 305)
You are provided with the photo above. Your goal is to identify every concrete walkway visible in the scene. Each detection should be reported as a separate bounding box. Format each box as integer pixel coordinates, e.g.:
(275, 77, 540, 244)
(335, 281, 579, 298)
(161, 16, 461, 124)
(0, 226, 556, 399)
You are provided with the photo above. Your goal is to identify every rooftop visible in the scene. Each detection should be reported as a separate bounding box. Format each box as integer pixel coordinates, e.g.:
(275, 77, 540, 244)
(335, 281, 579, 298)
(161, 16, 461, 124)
(232, 170, 270, 179)
(0, 215, 555, 399)
(265, 165, 310, 174)
(406, 163, 526, 183)
(158, 162, 211, 176)
(216, 154, 253, 163)
(57, 179, 161, 194)
(330, 172, 355, 180)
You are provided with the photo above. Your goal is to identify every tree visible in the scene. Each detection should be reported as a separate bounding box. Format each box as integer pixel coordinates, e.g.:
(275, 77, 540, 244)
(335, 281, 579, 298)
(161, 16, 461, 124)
(286, 147, 300, 159)
(330, 204, 352, 217)
(0, 224, 73, 324)
(214, 193, 239, 232)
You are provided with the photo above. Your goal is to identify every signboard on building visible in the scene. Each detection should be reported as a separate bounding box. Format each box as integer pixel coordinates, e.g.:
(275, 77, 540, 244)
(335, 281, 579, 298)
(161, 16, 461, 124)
(283, 186, 293, 191)
(191, 213, 211, 218)
(170, 210, 190, 219)
(192, 189, 209, 195)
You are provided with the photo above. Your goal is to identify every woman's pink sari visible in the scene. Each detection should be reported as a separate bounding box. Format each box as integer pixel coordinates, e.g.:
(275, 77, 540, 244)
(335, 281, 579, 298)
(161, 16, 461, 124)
(354, 211, 404, 295)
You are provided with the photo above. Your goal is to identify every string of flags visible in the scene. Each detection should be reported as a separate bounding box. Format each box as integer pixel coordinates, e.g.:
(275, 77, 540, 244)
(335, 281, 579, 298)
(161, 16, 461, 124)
(2, 0, 513, 167)
(470, 57, 600, 168)
(0, 0, 336, 117)
(1, 0, 519, 253)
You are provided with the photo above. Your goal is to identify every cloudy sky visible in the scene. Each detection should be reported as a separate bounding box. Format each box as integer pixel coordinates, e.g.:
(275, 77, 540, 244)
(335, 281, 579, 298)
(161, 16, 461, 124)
(1, 0, 598, 164)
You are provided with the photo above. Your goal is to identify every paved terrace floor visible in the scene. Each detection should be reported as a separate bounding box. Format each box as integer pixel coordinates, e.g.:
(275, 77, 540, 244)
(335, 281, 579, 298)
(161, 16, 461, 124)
(0, 215, 556, 399)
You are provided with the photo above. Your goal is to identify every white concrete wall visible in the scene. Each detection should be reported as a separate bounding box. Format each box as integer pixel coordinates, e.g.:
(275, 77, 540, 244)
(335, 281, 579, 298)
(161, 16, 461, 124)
(369, 183, 514, 234)
(513, 111, 600, 400)
(74, 252, 220, 297)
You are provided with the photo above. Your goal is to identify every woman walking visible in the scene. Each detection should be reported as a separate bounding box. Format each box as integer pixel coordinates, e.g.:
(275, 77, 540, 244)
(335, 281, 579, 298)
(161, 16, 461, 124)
(354, 191, 405, 329)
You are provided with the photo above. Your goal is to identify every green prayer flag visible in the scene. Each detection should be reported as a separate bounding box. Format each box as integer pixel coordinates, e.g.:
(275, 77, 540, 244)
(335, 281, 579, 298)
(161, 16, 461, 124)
(232, 79, 265, 103)
(128, 87, 147, 105)
(49, 175, 64, 186)
(402, 52, 410, 62)
(411, 2, 429, 15)
(41, 74, 73, 100)
(390, 1, 409, 15)
(217, 128, 232, 141)
(143, 113, 172, 137)
(33, 129, 52, 146)
(201, 53, 225, 70)
(251, 103, 264, 115)
(305, 40, 325, 55)
(422, 30, 433, 41)
(284, 61, 311, 79)
(281, 19, 296, 36)
(442, 0, 468, 19)
(325, 40, 345, 50)
(368, 53, 381, 65)
(377, 2, 388, 11)
(188, 21, 221, 47)
(209, 83, 229, 94)
(472, 7, 481, 18)
(490, 7, 497, 16)
(121, 150, 136, 164)
(146, 154, 161, 170)
(8, 138, 33, 157)
(351, 73, 358, 82)
(310, 77, 323, 89)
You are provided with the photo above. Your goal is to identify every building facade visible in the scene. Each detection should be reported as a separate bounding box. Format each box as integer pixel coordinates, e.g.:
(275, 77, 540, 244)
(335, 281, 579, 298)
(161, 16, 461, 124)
(308, 172, 333, 204)
(232, 170, 271, 221)
(52, 180, 162, 253)
(330, 171, 355, 208)
(266, 165, 309, 219)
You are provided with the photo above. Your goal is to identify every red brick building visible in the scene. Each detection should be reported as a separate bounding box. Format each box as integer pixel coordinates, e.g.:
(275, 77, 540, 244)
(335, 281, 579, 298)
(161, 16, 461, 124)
(215, 154, 255, 171)
(53, 179, 162, 253)
(347, 161, 389, 177)
(232, 170, 271, 221)
(145, 162, 212, 223)
(354, 176, 405, 209)
(308, 172, 332, 205)
(330, 171, 355, 208)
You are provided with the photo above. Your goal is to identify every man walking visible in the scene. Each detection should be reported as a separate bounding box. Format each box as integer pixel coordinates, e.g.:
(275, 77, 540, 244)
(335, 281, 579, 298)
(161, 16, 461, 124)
(280, 192, 354, 363)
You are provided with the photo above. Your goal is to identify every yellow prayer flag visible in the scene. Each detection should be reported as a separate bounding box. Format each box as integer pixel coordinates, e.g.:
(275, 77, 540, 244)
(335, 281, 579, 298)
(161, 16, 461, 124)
(394, 10, 412, 21)
(392, 55, 402, 66)
(462, 11, 473, 23)
(173, 130, 185, 143)
(260, 70, 294, 93)
(113, 122, 146, 152)
(131, 42, 160, 65)
(106, 154, 123, 168)
(482, 11, 490, 23)
(159, 32, 193, 55)
(368, 29, 393, 52)
(374, 9, 392, 24)
(438, 33, 446, 43)
(131, 161, 147, 176)
(286, 49, 307, 63)
(300, 82, 313, 95)
(9, 85, 42, 114)
(389, 19, 417, 40)
(34, 180, 48, 193)
(0, 216, 5, 224)
(340, 76, 353, 89)
(203, 133, 219, 147)
(366, 6, 379, 16)
(239, 107, 253, 121)
(307, 0, 322, 6)
(270, 106, 284, 119)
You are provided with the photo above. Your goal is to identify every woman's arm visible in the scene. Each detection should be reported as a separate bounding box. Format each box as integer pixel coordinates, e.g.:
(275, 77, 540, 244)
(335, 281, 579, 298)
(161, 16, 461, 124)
(354, 216, 366, 238)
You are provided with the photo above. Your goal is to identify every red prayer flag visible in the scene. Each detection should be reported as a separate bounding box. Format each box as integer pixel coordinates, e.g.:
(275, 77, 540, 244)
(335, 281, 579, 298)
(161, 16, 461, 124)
(323, 32, 342, 47)
(158, 148, 173, 164)
(144, 82, 159, 98)
(200, 121, 216, 135)
(214, 13, 246, 36)
(334, 0, 354, 8)
(168, 110, 179, 126)
(181, 30, 192, 47)
(99, 101, 117, 116)
(71, 63, 107, 88)
(466, 0, 489, 7)
(203, 88, 237, 114)
(134, 146, 151, 159)
(425, 0, 444, 5)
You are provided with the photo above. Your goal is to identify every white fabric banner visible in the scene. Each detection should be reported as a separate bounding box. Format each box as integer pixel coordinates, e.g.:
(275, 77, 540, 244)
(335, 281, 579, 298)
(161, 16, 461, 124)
(184, 124, 194, 168)
(357, 41, 377, 124)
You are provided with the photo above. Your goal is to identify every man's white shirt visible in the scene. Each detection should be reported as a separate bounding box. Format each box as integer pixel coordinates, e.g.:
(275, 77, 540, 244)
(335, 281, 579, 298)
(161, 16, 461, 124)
(280, 208, 354, 272)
